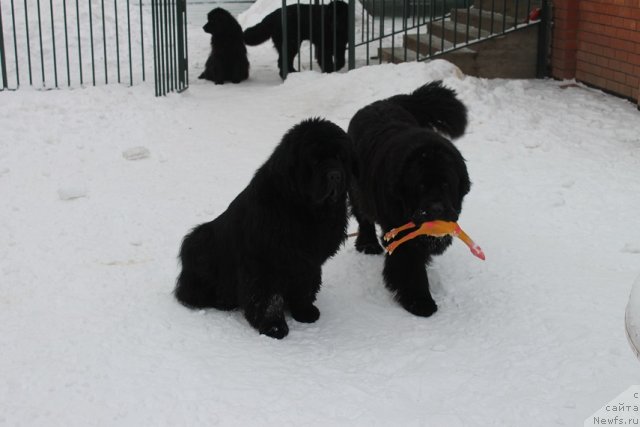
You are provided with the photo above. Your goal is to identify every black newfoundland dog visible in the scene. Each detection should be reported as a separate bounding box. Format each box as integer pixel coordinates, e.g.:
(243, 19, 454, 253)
(348, 81, 470, 317)
(175, 118, 353, 339)
(243, 1, 348, 79)
(199, 8, 249, 84)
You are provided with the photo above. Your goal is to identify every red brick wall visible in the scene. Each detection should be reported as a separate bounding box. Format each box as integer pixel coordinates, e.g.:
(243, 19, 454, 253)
(551, 0, 640, 103)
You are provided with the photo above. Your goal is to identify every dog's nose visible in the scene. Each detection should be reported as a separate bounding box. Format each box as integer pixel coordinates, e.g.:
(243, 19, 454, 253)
(327, 171, 342, 184)
(428, 202, 445, 217)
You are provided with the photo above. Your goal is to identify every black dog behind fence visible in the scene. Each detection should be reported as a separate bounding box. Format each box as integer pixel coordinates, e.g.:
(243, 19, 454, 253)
(0, 0, 547, 95)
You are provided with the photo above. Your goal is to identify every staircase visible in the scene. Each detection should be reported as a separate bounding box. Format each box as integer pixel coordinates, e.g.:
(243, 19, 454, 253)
(380, 0, 542, 79)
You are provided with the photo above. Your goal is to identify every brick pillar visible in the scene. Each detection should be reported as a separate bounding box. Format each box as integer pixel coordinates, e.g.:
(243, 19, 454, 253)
(551, 0, 579, 79)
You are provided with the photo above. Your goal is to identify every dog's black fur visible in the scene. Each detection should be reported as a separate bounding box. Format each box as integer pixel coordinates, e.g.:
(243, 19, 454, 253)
(199, 8, 249, 84)
(347, 81, 470, 317)
(175, 118, 353, 339)
(243, 1, 348, 79)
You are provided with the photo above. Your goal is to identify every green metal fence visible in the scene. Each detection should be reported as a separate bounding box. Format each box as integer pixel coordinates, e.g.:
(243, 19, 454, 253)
(151, 0, 187, 96)
(0, 0, 187, 95)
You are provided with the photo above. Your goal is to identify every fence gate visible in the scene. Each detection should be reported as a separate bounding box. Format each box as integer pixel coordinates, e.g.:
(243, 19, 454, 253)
(0, 0, 187, 95)
(151, 0, 187, 96)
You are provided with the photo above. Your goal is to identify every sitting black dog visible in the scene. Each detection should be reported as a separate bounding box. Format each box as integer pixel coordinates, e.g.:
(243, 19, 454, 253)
(243, 1, 348, 79)
(347, 82, 470, 317)
(175, 118, 353, 339)
(199, 8, 249, 84)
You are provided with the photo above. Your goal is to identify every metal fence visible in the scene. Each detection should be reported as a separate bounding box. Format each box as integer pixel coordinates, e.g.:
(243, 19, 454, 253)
(0, 0, 187, 95)
(151, 0, 187, 96)
(276, 0, 547, 76)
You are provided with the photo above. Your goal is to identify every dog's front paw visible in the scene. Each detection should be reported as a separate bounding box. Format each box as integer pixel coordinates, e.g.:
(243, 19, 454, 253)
(259, 319, 289, 339)
(291, 304, 320, 323)
(399, 296, 438, 318)
(355, 235, 383, 255)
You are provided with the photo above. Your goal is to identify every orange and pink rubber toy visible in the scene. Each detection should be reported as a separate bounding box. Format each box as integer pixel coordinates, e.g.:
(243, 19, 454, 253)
(383, 220, 485, 260)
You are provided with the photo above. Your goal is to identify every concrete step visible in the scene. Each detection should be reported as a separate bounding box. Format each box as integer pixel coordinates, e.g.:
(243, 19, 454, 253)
(452, 8, 515, 33)
(428, 20, 490, 45)
(379, 47, 420, 64)
(471, 0, 538, 20)
(403, 33, 475, 55)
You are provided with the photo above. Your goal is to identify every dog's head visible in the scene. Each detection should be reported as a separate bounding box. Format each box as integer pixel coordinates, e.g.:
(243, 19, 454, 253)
(390, 129, 470, 224)
(202, 8, 238, 36)
(268, 118, 354, 207)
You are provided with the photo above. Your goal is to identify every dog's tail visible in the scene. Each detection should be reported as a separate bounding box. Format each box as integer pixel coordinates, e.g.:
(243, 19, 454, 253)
(388, 81, 468, 139)
(243, 16, 274, 46)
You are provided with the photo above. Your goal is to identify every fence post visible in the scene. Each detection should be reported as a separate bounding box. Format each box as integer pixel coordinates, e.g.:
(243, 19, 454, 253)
(536, 0, 550, 78)
(0, 0, 8, 89)
(280, 0, 288, 79)
(348, 0, 355, 70)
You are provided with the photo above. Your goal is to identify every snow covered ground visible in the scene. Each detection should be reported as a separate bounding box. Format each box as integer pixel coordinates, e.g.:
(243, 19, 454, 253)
(2, 2, 640, 426)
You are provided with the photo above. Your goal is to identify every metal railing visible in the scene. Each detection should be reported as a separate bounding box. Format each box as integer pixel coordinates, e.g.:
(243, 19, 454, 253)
(151, 0, 187, 96)
(0, 0, 187, 95)
(347, 0, 545, 68)
(275, 0, 547, 76)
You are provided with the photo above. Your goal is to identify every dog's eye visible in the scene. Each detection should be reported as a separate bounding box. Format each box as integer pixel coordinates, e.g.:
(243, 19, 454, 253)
(418, 183, 425, 191)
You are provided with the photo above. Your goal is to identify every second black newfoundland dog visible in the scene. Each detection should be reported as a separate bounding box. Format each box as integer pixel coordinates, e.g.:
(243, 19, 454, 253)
(199, 8, 249, 84)
(243, 1, 349, 79)
(348, 81, 470, 317)
(175, 118, 353, 339)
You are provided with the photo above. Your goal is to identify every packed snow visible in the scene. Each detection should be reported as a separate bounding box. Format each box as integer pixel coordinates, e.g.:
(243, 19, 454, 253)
(1, 1, 640, 426)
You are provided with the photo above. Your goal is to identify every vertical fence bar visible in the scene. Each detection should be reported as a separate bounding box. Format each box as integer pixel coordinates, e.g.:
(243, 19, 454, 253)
(101, 0, 107, 83)
(10, 0, 19, 87)
(183, 0, 188, 87)
(36, 0, 45, 86)
(308, 0, 312, 71)
(0, 0, 8, 89)
(378, 0, 384, 64)
(162, 0, 169, 92)
(126, 0, 132, 85)
(514, 0, 519, 28)
(89, 0, 96, 85)
(296, 1, 300, 71)
(151, 0, 158, 95)
(49, 0, 58, 87)
(490, 0, 495, 34)
(140, 0, 145, 81)
(332, 1, 336, 70)
(170, 0, 176, 90)
(348, 0, 355, 69)
(75, 0, 83, 85)
(176, 0, 187, 91)
(390, 0, 395, 62)
(115, 0, 120, 83)
(478, 0, 482, 38)
(280, 0, 287, 78)
(23, 0, 32, 84)
(320, 0, 325, 71)
(502, 0, 507, 32)
(63, 0, 70, 86)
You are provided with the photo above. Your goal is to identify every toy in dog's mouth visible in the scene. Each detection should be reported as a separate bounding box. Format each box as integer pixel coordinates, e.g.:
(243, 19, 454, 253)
(384, 220, 485, 260)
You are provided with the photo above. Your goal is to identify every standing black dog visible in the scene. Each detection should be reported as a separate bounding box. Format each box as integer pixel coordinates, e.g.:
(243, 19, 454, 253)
(199, 8, 249, 84)
(175, 118, 353, 339)
(243, 1, 348, 79)
(347, 82, 470, 317)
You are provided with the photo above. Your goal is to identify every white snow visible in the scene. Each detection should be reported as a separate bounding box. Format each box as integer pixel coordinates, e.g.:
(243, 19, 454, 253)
(1, 1, 640, 426)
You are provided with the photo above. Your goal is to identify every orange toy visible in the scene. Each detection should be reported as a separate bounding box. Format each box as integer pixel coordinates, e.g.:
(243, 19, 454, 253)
(383, 220, 485, 260)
